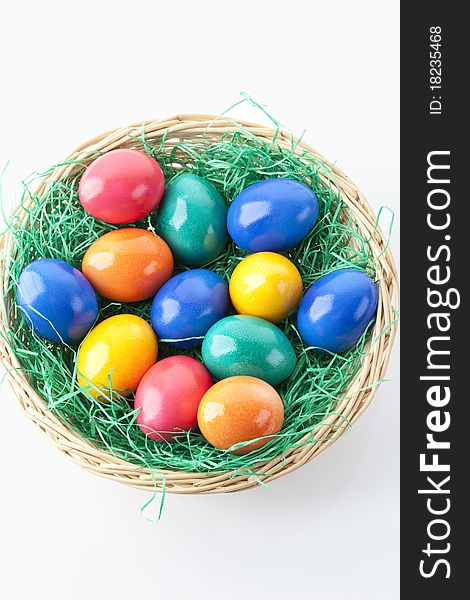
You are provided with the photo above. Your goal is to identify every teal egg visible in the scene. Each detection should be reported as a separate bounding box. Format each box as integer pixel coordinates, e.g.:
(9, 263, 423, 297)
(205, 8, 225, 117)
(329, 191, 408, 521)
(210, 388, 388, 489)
(155, 173, 228, 266)
(202, 315, 296, 386)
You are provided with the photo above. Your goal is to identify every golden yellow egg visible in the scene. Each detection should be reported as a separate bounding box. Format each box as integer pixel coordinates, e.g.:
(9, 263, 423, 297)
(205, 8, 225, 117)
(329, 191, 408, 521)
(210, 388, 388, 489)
(229, 252, 303, 322)
(77, 314, 158, 400)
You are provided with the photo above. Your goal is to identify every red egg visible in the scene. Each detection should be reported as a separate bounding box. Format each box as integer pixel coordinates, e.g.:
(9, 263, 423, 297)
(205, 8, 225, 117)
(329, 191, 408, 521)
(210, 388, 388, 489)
(79, 149, 165, 224)
(135, 356, 213, 441)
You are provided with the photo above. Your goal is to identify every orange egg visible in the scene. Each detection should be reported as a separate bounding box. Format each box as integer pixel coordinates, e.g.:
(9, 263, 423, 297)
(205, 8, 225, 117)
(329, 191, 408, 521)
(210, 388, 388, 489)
(197, 376, 284, 454)
(82, 228, 173, 302)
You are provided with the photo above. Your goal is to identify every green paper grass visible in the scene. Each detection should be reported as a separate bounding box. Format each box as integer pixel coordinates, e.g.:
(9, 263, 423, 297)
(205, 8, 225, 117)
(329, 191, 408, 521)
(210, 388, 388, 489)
(1, 108, 384, 474)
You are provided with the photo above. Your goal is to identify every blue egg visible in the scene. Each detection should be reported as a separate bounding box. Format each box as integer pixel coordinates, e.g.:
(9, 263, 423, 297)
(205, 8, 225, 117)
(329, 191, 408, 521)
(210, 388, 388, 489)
(16, 258, 99, 344)
(227, 178, 319, 252)
(297, 269, 378, 353)
(151, 269, 230, 348)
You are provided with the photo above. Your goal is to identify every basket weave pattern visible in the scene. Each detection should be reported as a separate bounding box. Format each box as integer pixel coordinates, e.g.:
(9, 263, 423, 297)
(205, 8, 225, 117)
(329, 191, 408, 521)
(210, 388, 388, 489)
(0, 115, 399, 494)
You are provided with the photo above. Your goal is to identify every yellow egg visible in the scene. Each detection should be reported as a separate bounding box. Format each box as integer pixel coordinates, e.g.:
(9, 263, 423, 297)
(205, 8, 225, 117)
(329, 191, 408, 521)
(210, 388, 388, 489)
(77, 314, 158, 400)
(229, 252, 303, 322)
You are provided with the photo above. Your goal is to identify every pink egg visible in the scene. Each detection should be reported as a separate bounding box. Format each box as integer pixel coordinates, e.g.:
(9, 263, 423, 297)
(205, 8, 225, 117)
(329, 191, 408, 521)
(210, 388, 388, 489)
(78, 149, 165, 224)
(135, 356, 213, 441)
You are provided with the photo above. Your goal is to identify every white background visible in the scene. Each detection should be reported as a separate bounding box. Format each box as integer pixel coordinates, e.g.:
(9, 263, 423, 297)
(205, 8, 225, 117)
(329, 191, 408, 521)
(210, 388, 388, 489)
(0, 1, 400, 598)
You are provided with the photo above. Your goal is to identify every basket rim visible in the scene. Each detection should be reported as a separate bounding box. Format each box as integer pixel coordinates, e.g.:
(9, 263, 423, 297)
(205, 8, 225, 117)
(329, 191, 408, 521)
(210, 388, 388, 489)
(0, 114, 400, 494)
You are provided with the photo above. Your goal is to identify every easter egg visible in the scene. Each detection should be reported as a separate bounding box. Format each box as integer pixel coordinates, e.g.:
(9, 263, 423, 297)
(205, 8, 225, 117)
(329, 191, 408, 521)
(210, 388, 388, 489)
(202, 315, 296, 386)
(197, 376, 284, 454)
(135, 356, 213, 441)
(79, 149, 164, 224)
(227, 178, 319, 252)
(155, 173, 228, 266)
(76, 314, 158, 399)
(16, 258, 98, 344)
(229, 252, 303, 322)
(151, 269, 229, 348)
(82, 228, 173, 302)
(297, 269, 378, 353)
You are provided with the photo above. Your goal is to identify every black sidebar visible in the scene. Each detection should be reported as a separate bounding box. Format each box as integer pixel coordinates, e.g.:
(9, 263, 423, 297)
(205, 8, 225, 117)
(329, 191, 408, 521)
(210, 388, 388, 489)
(401, 3, 465, 597)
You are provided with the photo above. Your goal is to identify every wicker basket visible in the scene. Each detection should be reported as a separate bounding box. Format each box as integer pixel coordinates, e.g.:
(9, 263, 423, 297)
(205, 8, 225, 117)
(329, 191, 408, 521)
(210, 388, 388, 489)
(0, 114, 399, 494)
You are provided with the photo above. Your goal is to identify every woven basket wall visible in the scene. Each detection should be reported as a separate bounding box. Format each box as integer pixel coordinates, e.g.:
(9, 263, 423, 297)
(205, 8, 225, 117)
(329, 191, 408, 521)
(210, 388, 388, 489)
(0, 115, 399, 494)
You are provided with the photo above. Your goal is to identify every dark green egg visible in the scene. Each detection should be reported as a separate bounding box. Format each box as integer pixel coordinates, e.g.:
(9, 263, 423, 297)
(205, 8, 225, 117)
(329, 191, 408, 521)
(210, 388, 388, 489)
(202, 315, 296, 386)
(155, 173, 228, 266)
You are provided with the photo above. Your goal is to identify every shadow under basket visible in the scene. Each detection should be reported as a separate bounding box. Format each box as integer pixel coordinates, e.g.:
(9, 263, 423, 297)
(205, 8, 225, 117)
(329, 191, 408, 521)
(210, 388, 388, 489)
(0, 114, 399, 495)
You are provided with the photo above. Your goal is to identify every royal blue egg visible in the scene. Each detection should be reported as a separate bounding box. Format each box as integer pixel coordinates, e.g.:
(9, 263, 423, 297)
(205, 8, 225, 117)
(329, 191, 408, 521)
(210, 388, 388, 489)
(227, 178, 319, 252)
(297, 269, 378, 353)
(16, 258, 99, 344)
(151, 269, 230, 348)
